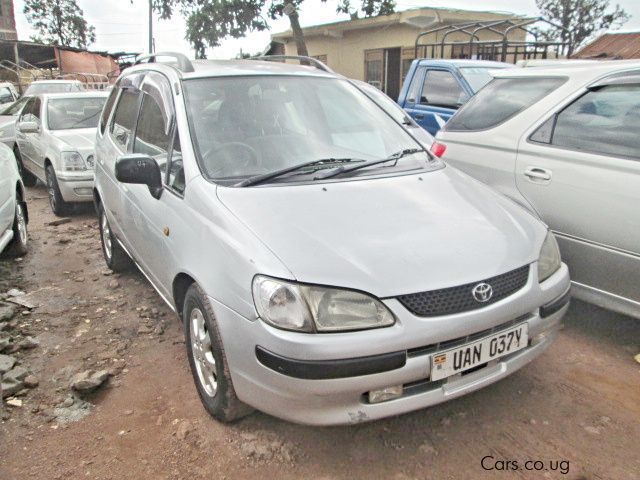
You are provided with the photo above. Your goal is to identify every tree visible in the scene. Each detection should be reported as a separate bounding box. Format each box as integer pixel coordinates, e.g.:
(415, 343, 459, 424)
(535, 0, 629, 56)
(24, 0, 96, 49)
(153, 0, 396, 59)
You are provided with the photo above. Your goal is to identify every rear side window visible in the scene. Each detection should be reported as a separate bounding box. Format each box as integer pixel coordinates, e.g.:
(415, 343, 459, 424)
(110, 89, 140, 151)
(535, 84, 640, 160)
(419, 70, 466, 108)
(99, 87, 118, 135)
(446, 77, 566, 131)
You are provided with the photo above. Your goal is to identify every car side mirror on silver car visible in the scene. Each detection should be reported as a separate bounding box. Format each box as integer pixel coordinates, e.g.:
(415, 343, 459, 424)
(17, 121, 39, 133)
(115, 154, 163, 199)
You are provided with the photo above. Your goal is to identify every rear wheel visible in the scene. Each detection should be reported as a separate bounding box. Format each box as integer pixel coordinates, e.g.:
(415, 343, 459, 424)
(5, 193, 28, 257)
(13, 147, 37, 187)
(98, 203, 131, 272)
(45, 165, 70, 216)
(183, 284, 253, 422)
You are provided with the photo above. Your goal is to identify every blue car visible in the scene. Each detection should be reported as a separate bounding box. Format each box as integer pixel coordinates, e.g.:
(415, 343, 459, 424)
(398, 59, 511, 135)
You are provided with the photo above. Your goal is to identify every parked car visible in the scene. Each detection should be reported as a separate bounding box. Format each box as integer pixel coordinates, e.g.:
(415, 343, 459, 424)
(94, 53, 570, 426)
(398, 59, 511, 135)
(433, 60, 640, 319)
(0, 143, 28, 256)
(0, 82, 19, 106)
(352, 79, 434, 147)
(14, 92, 108, 215)
(24, 79, 85, 96)
(0, 96, 31, 148)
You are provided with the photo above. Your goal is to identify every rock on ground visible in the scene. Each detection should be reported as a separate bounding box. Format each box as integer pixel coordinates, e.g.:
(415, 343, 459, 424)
(70, 370, 110, 393)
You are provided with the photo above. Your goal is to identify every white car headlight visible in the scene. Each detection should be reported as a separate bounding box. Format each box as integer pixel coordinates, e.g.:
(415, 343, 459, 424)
(538, 231, 561, 283)
(61, 151, 87, 171)
(252, 275, 395, 333)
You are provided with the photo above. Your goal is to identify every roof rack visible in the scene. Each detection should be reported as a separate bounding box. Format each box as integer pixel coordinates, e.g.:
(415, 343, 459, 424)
(252, 55, 335, 73)
(134, 52, 195, 73)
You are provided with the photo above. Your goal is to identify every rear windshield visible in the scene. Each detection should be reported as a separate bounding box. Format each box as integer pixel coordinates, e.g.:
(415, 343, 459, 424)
(445, 77, 566, 131)
(47, 97, 106, 130)
(459, 67, 507, 92)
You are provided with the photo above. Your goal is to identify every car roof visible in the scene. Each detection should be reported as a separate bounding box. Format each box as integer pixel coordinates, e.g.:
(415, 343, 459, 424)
(31, 79, 83, 84)
(416, 59, 511, 69)
(41, 91, 109, 100)
(128, 58, 338, 80)
(492, 59, 640, 79)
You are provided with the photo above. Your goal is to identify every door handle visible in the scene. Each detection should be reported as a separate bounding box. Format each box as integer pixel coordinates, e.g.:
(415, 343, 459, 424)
(414, 114, 424, 120)
(524, 167, 552, 181)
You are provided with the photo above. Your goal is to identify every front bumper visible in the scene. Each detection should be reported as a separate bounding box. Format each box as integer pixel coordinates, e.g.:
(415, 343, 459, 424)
(212, 263, 570, 426)
(57, 172, 94, 203)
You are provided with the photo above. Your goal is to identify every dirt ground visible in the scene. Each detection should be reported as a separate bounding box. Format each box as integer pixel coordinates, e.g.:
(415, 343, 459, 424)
(0, 185, 639, 480)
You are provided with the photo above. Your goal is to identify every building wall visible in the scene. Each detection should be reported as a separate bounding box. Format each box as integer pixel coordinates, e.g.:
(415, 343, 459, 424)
(0, 0, 17, 41)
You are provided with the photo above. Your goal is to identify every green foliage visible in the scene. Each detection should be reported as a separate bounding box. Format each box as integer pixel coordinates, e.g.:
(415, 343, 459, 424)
(23, 0, 96, 49)
(536, 0, 630, 54)
(154, 0, 396, 58)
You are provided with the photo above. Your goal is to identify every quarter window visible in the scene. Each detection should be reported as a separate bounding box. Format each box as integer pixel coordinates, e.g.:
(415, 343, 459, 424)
(167, 132, 184, 194)
(446, 77, 566, 131)
(419, 70, 466, 108)
(546, 84, 640, 159)
(110, 89, 140, 151)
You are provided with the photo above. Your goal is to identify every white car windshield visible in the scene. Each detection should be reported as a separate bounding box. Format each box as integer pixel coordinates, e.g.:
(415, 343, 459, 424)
(183, 76, 432, 184)
(47, 97, 107, 130)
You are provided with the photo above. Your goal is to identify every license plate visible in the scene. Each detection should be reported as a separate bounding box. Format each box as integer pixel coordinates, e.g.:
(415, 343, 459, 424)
(430, 323, 529, 381)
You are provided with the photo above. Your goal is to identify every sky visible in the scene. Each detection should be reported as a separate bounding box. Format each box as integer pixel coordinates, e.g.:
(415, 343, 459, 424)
(12, 0, 640, 59)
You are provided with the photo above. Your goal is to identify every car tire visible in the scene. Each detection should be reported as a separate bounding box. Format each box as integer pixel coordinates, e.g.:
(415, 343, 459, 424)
(98, 203, 131, 272)
(13, 146, 37, 187)
(5, 193, 28, 257)
(45, 165, 70, 217)
(183, 283, 253, 423)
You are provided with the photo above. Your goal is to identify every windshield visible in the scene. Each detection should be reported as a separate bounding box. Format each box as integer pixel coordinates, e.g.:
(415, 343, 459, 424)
(183, 76, 431, 185)
(0, 87, 14, 103)
(0, 96, 28, 116)
(47, 97, 106, 130)
(26, 82, 84, 95)
(459, 67, 506, 92)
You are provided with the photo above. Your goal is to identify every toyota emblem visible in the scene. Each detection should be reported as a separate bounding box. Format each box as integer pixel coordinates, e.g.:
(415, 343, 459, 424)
(472, 282, 493, 303)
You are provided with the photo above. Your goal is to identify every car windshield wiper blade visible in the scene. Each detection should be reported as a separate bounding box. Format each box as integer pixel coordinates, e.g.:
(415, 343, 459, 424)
(313, 148, 425, 180)
(236, 157, 365, 187)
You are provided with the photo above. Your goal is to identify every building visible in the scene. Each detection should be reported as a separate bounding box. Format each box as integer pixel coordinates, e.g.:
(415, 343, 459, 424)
(573, 32, 640, 60)
(272, 7, 525, 99)
(0, 0, 17, 41)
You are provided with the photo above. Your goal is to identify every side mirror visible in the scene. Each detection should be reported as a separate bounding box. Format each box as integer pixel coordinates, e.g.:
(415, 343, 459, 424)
(115, 154, 163, 199)
(18, 121, 39, 133)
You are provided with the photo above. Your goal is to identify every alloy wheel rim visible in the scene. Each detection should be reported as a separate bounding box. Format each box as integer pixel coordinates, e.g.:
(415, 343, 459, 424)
(15, 203, 27, 245)
(101, 212, 112, 261)
(190, 307, 218, 397)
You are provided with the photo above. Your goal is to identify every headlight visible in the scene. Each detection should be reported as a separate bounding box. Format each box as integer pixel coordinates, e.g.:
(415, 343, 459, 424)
(538, 231, 561, 282)
(252, 275, 395, 333)
(61, 151, 87, 171)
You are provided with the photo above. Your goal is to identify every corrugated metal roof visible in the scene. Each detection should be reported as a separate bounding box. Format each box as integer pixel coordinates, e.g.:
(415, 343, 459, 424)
(574, 32, 640, 59)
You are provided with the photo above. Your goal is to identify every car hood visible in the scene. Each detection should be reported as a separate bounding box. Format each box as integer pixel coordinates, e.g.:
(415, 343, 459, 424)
(51, 128, 97, 153)
(217, 168, 547, 297)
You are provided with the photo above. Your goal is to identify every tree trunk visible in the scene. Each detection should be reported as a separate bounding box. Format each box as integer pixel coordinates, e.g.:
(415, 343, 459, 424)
(287, 7, 308, 57)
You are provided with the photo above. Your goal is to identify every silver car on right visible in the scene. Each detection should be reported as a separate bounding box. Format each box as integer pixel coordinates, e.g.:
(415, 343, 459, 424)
(433, 60, 640, 319)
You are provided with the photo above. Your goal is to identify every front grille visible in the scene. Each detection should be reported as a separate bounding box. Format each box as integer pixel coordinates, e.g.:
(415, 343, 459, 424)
(397, 265, 530, 317)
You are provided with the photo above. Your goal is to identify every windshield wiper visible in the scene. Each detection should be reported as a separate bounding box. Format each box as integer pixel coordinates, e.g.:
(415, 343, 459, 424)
(236, 157, 365, 187)
(313, 148, 425, 180)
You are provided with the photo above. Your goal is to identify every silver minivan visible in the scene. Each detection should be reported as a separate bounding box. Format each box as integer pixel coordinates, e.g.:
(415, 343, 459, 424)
(93, 53, 570, 425)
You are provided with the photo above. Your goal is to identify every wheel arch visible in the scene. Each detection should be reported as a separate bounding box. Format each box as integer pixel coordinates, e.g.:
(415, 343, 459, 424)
(173, 273, 196, 321)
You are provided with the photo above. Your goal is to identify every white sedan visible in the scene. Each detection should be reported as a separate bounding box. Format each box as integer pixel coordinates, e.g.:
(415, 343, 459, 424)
(0, 143, 28, 256)
(15, 92, 108, 216)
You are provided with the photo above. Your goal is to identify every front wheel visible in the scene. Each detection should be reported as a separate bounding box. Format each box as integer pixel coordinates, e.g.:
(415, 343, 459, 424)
(5, 194, 28, 257)
(13, 147, 37, 187)
(183, 284, 253, 422)
(45, 165, 70, 216)
(98, 203, 131, 272)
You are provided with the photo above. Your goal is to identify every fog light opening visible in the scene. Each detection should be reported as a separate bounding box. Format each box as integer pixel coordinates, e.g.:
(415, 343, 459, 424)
(368, 385, 403, 404)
